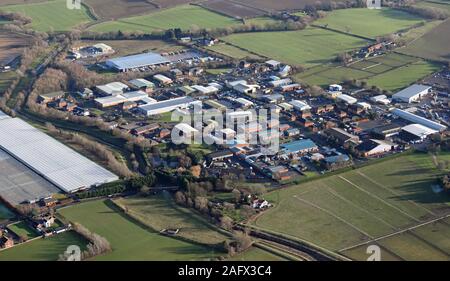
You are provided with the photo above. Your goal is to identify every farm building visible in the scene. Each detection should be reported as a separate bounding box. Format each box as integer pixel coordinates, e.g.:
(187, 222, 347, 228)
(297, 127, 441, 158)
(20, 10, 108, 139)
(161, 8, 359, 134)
(0, 117, 118, 194)
(106, 52, 170, 72)
(280, 139, 318, 155)
(153, 74, 173, 85)
(137, 96, 199, 116)
(392, 84, 431, 103)
(392, 108, 447, 132)
(96, 82, 129, 96)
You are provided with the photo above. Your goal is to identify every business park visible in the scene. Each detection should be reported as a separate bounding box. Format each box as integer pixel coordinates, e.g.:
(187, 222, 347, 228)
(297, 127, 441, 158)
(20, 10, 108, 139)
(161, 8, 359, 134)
(0, 111, 118, 205)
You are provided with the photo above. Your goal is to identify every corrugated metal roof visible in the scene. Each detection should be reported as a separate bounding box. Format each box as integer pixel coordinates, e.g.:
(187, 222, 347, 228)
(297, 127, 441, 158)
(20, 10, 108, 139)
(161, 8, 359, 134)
(0, 118, 119, 193)
(0, 110, 10, 120)
(107, 52, 170, 70)
(393, 84, 431, 100)
(281, 139, 317, 154)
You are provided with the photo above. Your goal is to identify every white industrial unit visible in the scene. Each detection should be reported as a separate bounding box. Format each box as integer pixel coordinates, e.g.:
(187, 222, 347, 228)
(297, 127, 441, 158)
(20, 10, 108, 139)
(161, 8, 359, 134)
(392, 84, 431, 103)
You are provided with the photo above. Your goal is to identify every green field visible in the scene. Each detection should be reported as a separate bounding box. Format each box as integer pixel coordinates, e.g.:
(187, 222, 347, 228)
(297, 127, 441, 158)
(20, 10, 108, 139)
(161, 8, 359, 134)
(89, 5, 271, 33)
(315, 8, 425, 39)
(222, 27, 368, 67)
(366, 60, 440, 91)
(207, 43, 263, 60)
(253, 153, 450, 260)
(294, 52, 440, 90)
(59, 199, 220, 261)
(114, 193, 229, 246)
(0, 0, 93, 32)
(0, 203, 14, 221)
(0, 71, 17, 92)
(229, 246, 289, 261)
(7, 221, 39, 239)
(0, 231, 87, 261)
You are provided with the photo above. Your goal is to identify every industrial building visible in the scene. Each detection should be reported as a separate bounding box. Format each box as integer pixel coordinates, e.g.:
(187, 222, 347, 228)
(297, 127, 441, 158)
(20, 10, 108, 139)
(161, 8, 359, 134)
(400, 124, 438, 142)
(337, 94, 358, 105)
(95, 90, 149, 108)
(392, 84, 431, 103)
(0, 117, 119, 194)
(106, 52, 170, 72)
(280, 139, 318, 155)
(137, 96, 199, 116)
(392, 108, 447, 132)
(289, 100, 311, 111)
(96, 82, 129, 96)
(153, 74, 173, 85)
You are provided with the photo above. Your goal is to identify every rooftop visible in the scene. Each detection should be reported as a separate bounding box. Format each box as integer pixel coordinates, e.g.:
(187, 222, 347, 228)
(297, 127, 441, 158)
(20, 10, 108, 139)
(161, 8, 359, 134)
(281, 139, 317, 154)
(106, 52, 170, 70)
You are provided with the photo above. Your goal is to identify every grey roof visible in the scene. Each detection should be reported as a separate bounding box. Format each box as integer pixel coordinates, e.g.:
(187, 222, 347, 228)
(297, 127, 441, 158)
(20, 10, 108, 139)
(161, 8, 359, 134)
(392, 108, 446, 131)
(0, 110, 10, 120)
(107, 52, 170, 70)
(392, 84, 431, 100)
(138, 96, 197, 113)
(0, 118, 119, 193)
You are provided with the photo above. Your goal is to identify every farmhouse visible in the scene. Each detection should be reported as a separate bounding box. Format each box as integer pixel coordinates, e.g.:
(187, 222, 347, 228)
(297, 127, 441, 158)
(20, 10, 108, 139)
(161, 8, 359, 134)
(0, 117, 119, 194)
(106, 52, 170, 72)
(392, 84, 431, 103)
(137, 96, 199, 116)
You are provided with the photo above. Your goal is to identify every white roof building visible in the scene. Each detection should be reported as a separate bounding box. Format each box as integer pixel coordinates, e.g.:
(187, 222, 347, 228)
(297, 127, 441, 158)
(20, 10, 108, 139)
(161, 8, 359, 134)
(137, 96, 199, 116)
(370, 94, 391, 105)
(191, 85, 219, 95)
(289, 100, 311, 111)
(235, 97, 254, 108)
(129, 78, 155, 89)
(278, 102, 294, 111)
(392, 108, 447, 132)
(401, 124, 438, 139)
(95, 91, 148, 108)
(154, 74, 173, 85)
(0, 118, 118, 193)
(337, 94, 357, 105)
(392, 84, 431, 103)
(270, 78, 292, 88)
(96, 82, 129, 96)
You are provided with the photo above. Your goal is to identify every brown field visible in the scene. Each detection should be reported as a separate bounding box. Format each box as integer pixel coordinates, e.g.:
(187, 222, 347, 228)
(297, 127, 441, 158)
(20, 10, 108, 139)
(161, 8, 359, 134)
(400, 19, 450, 62)
(234, 0, 346, 11)
(0, 0, 46, 6)
(84, 0, 159, 20)
(151, 0, 196, 8)
(0, 31, 30, 65)
(199, 0, 266, 18)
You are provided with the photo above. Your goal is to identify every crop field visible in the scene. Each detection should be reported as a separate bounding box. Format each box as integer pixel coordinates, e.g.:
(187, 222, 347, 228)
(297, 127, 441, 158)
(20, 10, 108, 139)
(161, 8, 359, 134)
(314, 8, 425, 39)
(59, 199, 220, 261)
(0, 0, 94, 32)
(400, 18, 450, 62)
(0, 31, 30, 66)
(253, 153, 450, 260)
(221, 27, 368, 67)
(113, 193, 230, 246)
(295, 52, 440, 91)
(229, 246, 289, 261)
(89, 5, 243, 33)
(0, 231, 87, 261)
(84, 0, 158, 20)
(207, 43, 263, 60)
(233, 0, 347, 12)
(199, 0, 267, 18)
(0, 0, 46, 6)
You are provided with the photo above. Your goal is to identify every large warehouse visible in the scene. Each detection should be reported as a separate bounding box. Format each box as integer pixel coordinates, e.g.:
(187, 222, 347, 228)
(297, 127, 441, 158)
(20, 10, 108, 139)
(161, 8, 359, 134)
(392, 84, 431, 103)
(0, 117, 119, 194)
(137, 96, 200, 116)
(392, 108, 447, 132)
(106, 52, 170, 72)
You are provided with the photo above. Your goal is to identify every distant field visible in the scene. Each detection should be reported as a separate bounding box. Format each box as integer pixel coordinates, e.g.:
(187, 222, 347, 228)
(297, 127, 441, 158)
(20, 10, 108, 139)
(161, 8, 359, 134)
(59, 199, 219, 261)
(295, 52, 440, 91)
(207, 43, 263, 60)
(0, 0, 46, 5)
(233, 0, 347, 11)
(0, 71, 17, 92)
(89, 5, 243, 33)
(221, 27, 368, 67)
(399, 19, 450, 62)
(229, 246, 289, 261)
(0, 0, 94, 32)
(314, 8, 425, 39)
(114, 194, 229, 246)
(253, 153, 450, 260)
(0, 231, 87, 261)
(84, 0, 158, 20)
(0, 31, 30, 66)
(199, 0, 267, 18)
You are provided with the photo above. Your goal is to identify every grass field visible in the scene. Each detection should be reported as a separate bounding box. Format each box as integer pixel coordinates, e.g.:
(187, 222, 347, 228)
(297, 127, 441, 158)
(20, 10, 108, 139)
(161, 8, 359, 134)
(114, 193, 229, 246)
(221, 27, 368, 67)
(294, 52, 440, 91)
(0, 231, 87, 261)
(207, 43, 263, 60)
(0, 0, 94, 32)
(59, 199, 220, 261)
(89, 5, 268, 33)
(0, 71, 17, 92)
(7, 221, 39, 239)
(315, 8, 425, 39)
(0, 203, 14, 221)
(253, 152, 450, 260)
(229, 246, 289, 261)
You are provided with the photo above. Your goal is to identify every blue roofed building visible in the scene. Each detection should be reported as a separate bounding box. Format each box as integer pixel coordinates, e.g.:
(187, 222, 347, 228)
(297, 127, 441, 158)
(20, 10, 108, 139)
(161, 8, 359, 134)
(280, 139, 318, 155)
(106, 52, 171, 72)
